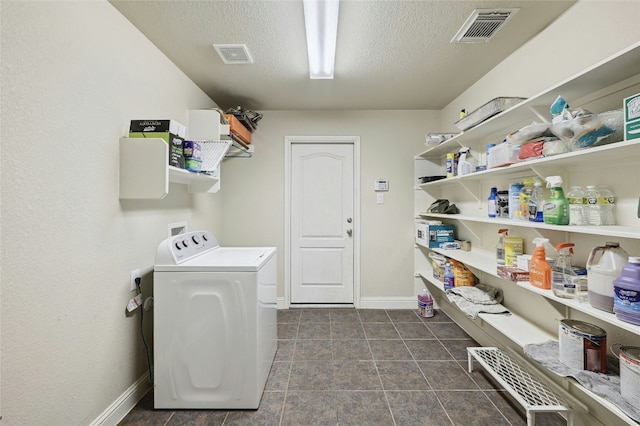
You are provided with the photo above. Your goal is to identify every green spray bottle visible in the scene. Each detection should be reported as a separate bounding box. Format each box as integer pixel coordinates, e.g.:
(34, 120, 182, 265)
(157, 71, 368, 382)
(543, 176, 569, 225)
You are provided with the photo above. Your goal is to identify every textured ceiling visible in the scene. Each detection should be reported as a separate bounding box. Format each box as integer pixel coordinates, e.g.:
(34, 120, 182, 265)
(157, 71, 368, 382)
(110, 0, 576, 111)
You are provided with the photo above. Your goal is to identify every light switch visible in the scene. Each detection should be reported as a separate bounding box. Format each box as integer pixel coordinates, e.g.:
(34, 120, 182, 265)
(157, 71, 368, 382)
(377, 193, 384, 204)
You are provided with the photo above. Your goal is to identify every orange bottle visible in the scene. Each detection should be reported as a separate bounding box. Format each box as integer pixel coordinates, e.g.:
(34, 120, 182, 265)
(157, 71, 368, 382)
(529, 238, 552, 289)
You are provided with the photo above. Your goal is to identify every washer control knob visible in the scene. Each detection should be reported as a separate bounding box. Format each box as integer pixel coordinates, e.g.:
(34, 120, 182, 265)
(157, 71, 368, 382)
(192, 235, 200, 244)
(182, 240, 189, 248)
(174, 242, 182, 250)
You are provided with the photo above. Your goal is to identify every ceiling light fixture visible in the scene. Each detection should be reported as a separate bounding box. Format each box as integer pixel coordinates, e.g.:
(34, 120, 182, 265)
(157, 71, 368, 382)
(303, 0, 340, 79)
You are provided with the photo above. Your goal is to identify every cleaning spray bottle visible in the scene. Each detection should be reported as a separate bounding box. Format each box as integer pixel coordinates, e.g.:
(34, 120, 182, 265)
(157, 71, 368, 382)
(552, 243, 580, 299)
(457, 147, 477, 176)
(530, 238, 552, 289)
(543, 176, 569, 225)
(496, 228, 509, 265)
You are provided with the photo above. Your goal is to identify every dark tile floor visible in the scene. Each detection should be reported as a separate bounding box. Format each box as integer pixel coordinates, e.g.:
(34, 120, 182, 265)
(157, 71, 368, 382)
(119, 308, 565, 425)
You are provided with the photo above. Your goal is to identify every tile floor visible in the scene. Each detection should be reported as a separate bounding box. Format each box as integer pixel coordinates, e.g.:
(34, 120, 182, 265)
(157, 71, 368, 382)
(119, 308, 565, 425)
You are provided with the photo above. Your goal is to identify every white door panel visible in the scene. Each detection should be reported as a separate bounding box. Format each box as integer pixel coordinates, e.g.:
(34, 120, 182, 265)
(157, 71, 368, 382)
(291, 143, 354, 304)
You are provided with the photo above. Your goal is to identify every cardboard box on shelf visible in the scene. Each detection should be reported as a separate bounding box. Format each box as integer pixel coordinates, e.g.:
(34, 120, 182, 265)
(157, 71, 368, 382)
(129, 119, 186, 169)
(497, 266, 530, 282)
(624, 93, 640, 140)
(224, 114, 252, 144)
(415, 222, 455, 248)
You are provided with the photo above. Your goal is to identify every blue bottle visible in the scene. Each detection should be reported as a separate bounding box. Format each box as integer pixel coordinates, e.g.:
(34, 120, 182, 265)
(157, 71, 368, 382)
(488, 187, 498, 218)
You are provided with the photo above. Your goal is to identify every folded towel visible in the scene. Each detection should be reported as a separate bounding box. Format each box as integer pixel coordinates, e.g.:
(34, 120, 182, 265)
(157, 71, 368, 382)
(524, 340, 640, 423)
(446, 284, 509, 319)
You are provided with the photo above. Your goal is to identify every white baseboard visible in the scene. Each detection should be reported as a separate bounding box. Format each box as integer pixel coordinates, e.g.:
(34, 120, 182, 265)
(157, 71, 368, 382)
(90, 373, 152, 426)
(277, 296, 418, 310)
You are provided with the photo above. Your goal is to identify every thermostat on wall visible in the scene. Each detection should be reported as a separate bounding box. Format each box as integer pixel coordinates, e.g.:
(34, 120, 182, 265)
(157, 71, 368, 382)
(374, 179, 389, 191)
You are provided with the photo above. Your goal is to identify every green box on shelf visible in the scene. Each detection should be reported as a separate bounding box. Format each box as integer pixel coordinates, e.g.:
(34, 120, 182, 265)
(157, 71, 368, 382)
(129, 120, 186, 169)
(624, 93, 640, 141)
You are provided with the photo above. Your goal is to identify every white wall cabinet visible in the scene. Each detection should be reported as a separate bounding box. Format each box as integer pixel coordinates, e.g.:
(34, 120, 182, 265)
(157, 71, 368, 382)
(415, 42, 640, 425)
(119, 110, 226, 199)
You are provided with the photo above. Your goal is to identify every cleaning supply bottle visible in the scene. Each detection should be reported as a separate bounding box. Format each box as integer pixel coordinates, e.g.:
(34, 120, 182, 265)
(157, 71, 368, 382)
(587, 242, 629, 312)
(613, 257, 640, 325)
(457, 147, 477, 176)
(446, 153, 455, 178)
(509, 182, 524, 220)
(528, 178, 545, 222)
(519, 178, 535, 221)
(496, 228, 509, 265)
(530, 238, 552, 289)
(443, 262, 455, 290)
(488, 187, 498, 218)
(543, 176, 569, 225)
(418, 289, 434, 318)
(552, 243, 580, 299)
(567, 186, 586, 226)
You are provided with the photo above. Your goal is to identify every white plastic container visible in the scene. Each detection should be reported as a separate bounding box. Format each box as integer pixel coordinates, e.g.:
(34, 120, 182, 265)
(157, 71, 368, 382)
(587, 242, 629, 313)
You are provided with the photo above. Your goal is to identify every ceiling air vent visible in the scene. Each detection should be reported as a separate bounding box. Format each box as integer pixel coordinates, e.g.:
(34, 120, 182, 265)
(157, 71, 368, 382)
(213, 44, 254, 64)
(451, 8, 518, 43)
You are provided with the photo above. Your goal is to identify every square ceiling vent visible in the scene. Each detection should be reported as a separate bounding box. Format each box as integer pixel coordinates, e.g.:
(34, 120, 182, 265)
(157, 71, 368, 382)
(451, 8, 519, 43)
(213, 44, 254, 64)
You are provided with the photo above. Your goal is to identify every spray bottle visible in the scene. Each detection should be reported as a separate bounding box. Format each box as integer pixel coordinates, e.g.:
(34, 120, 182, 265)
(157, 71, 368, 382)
(457, 147, 477, 176)
(530, 238, 552, 289)
(552, 243, 580, 299)
(543, 176, 569, 225)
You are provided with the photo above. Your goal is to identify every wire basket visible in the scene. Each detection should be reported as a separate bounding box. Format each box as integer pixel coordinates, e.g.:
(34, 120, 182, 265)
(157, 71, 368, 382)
(197, 140, 232, 172)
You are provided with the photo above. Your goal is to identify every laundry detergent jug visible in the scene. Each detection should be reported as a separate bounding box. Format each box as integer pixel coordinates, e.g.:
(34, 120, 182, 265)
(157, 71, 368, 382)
(587, 242, 629, 313)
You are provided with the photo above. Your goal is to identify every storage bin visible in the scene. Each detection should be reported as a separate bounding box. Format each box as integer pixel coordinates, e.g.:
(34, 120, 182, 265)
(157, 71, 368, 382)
(454, 97, 526, 131)
(225, 114, 252, 144)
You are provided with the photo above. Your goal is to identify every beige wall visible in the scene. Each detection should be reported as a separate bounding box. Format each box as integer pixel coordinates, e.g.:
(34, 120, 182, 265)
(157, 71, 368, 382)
(1, 2, 220, 424)
(441, 0, 640, 130)
(220, 110, 440, 302)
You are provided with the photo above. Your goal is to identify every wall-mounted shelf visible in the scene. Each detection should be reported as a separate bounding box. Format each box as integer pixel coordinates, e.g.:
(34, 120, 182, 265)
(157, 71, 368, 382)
(418, 212, 640, 240)
(414, 42, 640, 425)
(418, 241, 640, 336)
(119, 137, 220, 199)
(417, 42, 640, 159)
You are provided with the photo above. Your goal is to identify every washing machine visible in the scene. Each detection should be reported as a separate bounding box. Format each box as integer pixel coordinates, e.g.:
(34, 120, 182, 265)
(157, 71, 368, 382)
(153, 230, 277, 409)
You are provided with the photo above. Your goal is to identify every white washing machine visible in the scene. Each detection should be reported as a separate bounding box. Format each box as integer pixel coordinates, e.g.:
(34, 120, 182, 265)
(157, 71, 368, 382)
(153, 230, 277, 409)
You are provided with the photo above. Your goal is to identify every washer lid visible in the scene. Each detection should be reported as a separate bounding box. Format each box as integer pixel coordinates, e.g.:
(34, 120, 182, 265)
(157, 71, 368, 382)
(155, 246, 276, 272)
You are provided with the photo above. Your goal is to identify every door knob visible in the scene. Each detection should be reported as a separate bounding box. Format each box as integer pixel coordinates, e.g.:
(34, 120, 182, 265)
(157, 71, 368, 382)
(346, 229, 352, 236)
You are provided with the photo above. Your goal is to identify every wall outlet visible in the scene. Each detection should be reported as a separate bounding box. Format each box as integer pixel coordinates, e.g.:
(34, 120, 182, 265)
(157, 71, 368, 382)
(130, 269, 141, 292)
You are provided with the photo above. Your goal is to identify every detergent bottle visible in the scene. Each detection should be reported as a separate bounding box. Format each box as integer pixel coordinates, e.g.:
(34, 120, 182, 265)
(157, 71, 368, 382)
(587, 242, 629, 312)
(443, 262, 455, 290)
(530, 238, 552, 289)
(552, 243, 580, 299)
(543, 176, 569, 225)
(418, 289, 434, 318)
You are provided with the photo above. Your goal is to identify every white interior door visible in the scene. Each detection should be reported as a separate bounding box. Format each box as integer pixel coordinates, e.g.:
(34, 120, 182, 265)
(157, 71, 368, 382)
(290, 143, 354, 304)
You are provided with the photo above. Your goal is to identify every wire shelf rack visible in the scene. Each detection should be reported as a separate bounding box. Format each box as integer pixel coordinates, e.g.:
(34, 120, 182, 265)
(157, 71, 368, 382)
(197, 140, 232, 172)
(467, 347, 585, 425)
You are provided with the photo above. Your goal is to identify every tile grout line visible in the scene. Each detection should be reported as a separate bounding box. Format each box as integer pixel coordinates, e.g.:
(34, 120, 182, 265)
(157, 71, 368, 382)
(278, 313, 301, 426)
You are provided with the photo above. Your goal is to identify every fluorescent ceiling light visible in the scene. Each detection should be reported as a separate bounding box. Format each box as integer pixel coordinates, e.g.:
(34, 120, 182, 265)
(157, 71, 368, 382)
(303, 0, 339, 79)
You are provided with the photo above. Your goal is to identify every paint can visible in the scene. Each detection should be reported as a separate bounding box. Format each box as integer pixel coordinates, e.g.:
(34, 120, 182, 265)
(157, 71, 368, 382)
(611, 344, 640, 407)
(559, 319, 607, 373)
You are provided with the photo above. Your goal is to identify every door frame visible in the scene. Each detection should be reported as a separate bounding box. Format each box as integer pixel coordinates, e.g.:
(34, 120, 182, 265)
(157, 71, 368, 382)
(284, 136, 361, 309)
